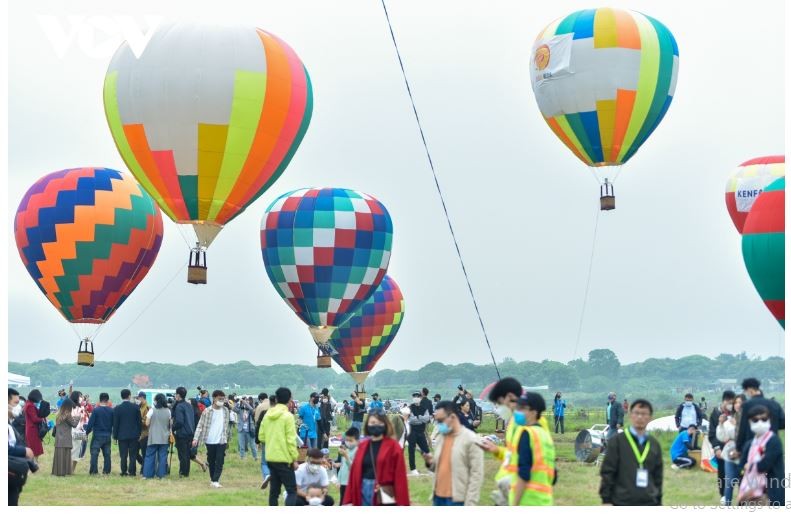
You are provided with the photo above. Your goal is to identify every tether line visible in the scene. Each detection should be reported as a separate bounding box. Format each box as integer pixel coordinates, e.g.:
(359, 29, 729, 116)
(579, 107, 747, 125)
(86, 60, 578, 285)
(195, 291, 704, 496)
(381, 0, 500, 379)
(572, 207, 601, 360)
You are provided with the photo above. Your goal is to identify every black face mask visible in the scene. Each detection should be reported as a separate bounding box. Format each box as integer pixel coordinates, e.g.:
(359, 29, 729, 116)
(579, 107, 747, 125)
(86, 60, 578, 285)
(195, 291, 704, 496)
(367, 425, 386, 437)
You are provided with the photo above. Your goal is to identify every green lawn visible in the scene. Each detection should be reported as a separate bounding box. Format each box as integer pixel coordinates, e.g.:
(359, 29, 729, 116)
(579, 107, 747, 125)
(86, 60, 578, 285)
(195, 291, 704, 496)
(19, 413, 727, 506)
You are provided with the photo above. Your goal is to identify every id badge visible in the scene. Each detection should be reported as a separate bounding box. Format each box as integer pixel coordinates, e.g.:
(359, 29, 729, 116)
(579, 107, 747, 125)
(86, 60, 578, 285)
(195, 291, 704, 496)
(636, 468, 648, 488)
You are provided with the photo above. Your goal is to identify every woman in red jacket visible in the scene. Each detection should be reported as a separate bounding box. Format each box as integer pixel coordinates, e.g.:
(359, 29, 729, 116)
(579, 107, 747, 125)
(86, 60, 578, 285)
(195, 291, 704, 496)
(343, 410, 410, 506)
(24, 389, 48, 461)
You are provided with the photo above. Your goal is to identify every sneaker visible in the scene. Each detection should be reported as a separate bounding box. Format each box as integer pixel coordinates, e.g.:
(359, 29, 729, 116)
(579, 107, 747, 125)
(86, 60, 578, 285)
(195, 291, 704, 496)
(210, 481, 221, 488)
(409, 469, 420, 476)
(670, 464, 680, 471)
(720, 496, 726, 506)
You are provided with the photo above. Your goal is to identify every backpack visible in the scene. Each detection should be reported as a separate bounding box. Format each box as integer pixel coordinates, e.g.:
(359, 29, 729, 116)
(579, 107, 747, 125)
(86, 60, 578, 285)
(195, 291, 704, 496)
(11, 414, 26, 444)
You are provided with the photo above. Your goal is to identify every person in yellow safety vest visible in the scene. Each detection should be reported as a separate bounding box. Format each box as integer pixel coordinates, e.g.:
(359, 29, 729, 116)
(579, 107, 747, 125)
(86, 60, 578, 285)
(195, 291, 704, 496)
(508, 392, 556, 505)
(479, 377, 524, 504)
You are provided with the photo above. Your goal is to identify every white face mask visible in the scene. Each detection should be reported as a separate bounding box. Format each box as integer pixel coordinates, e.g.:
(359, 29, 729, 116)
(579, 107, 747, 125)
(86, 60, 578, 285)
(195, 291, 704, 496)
(307, 497, 323, 506)
(11, 405, 22, 418)
(750, 420, 770, 436)
(725, 403, 733, 412)
(684, 401, 693, 407)
(496, 405, 512, 420)
(307, 463, 321, 474)
(215, 401, 225, 408)
(412, 398, 420, 405)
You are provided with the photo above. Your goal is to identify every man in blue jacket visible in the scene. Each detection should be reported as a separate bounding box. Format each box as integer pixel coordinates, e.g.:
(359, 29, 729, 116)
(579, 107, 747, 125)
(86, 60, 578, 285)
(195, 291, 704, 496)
(113, 389, 142, 476)
(172, 386, 196, 478)
(86, 393, 114, 475)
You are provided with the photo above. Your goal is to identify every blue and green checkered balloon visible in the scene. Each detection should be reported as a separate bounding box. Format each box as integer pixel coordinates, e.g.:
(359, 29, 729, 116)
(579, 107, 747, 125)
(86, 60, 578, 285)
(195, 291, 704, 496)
(260, 188, 393, 332)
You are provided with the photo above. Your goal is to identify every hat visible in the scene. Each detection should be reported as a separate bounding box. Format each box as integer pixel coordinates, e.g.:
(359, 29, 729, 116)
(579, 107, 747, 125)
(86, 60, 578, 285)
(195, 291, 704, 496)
(412, 391, 421, 397)
(137, 391, 146, 399)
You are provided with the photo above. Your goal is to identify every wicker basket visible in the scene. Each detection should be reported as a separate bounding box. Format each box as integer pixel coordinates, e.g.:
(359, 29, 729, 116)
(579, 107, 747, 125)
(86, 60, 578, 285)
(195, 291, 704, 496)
(600, 195, 615, 211)
(188, 265, 207, 284)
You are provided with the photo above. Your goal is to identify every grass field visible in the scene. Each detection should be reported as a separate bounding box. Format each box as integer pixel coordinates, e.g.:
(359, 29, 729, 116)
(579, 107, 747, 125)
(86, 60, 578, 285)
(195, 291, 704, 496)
(18, 412, 731, 506)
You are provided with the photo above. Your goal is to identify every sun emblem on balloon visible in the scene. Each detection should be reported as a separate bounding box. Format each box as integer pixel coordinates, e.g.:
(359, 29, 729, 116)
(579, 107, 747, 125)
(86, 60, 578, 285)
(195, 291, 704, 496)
(535, 44, 550, 71)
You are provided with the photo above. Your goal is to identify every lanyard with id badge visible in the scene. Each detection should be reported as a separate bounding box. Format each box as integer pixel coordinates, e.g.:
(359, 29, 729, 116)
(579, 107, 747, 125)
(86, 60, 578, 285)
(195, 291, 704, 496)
(624, 429, 650, 488)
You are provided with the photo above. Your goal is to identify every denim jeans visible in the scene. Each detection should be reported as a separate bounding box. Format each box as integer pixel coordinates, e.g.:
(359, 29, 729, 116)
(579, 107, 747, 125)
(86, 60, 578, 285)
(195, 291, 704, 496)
(351, 421, 363, 433)
(89, 434, 112, 474)
(433, 496, 464, 506)
(238, 431, 258, 459)
(723, 460, 740, 506)
(143, 443, 168, 478)
(306, 436, 318, 449)
(361, 478, 377, 506)
(260, 445, 270, 478)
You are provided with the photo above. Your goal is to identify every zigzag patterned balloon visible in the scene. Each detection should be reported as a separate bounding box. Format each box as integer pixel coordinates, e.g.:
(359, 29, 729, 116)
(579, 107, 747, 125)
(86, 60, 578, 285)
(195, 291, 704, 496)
(261, 188, 393, 342)
(329, 275, 405, 385)
(14, 168, 163, 330)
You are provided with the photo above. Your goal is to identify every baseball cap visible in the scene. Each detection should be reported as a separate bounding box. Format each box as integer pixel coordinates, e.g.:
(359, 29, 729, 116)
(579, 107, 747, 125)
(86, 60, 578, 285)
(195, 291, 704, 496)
(137, 391, 146, 399)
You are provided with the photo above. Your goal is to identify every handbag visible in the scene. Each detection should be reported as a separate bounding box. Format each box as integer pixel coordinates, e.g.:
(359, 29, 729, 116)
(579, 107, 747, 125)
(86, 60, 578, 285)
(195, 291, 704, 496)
(737, 432, 772, 506)
(369, 443, 396, 505)
(73, 429, 88, 442)
(8, 456, 30, 489)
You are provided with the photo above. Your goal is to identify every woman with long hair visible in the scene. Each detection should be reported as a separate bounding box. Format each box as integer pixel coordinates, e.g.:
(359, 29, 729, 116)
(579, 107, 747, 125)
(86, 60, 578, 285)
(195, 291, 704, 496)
(718, 394, 745, 505)
(136, 392, 150, 467)
(52, 398, 80, 476)
(23, 389, 48, 463)
(68, 391, 87, 473)
(343, 410, 410, 506)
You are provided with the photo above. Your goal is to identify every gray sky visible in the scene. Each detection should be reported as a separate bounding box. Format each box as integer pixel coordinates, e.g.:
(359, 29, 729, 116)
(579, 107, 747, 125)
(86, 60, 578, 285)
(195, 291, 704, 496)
(6, 0, 786, 370)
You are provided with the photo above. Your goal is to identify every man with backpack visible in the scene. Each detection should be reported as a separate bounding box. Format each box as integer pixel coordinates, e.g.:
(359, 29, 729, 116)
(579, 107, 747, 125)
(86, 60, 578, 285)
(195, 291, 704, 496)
(254, 393, 271, 489)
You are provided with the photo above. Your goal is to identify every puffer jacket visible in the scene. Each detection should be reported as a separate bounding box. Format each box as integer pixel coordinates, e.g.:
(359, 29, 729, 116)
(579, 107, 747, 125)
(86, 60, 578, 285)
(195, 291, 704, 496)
(258, 404, 298, 464)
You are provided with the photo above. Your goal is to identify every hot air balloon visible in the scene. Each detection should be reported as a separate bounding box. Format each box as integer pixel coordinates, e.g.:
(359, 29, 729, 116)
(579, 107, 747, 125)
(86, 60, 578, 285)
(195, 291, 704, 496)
(14, 167, 164, 366)
(104, 21, 312, 284)
(725, 156, 784, 233)
(328, 275, 404, 393)
(742, 177, 784, 328)
(530, 8, 679, 210)
(261, 188, 393, 367)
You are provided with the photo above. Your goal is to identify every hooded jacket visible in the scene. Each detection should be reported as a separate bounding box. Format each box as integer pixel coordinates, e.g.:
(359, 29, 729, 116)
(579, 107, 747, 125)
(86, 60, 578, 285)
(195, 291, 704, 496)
(258, 403, 298, 464)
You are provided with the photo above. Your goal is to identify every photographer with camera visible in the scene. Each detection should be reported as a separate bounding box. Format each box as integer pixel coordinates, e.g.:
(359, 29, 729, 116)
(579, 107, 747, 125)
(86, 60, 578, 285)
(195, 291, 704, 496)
(350, 392, 365, 433)
(9, 388, 37, 506)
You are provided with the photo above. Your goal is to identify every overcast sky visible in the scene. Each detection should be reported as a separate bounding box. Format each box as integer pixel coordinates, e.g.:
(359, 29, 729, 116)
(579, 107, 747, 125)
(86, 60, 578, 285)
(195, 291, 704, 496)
(6, 0, 786, 371)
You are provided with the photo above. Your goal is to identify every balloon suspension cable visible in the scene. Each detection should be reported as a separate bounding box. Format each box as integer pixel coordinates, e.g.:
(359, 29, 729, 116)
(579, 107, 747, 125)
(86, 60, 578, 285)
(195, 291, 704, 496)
(381, 0, 500, 380)
(572, 207, 601, 360)
(70, 261, 187, 382)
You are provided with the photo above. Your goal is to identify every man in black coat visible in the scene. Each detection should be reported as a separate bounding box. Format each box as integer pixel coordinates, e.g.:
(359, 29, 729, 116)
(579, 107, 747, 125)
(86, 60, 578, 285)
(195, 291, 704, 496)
(735, 378, 785, 452)
(113, 388, 142, 476)
(172, 386, 196, 478)
(605, 392, 625, 442)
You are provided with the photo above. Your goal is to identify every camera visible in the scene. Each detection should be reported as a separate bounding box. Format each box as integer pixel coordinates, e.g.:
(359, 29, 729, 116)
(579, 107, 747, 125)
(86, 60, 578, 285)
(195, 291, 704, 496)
(458, 385, 464, 391)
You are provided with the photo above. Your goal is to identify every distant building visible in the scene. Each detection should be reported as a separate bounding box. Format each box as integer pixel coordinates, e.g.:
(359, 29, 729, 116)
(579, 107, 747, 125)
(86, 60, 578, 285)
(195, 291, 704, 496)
(713, 379, 738, 391)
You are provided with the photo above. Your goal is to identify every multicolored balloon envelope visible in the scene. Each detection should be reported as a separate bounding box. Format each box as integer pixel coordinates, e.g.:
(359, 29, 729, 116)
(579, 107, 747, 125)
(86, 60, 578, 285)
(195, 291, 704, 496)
(742, 177, 784, 328)
(328, 275, 404, 385)
(530, 8, 678, 168)
(104, 21, 312, 281)
(261, 188, 393, 350)
(725, 156, 785, 233)
(14, 167, 164, 342)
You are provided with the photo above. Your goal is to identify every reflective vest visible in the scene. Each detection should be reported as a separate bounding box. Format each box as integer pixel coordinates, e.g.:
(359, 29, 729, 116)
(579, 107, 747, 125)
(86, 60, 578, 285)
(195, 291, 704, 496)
(507, 425, 555, 506)
(494, 417, 520, 482)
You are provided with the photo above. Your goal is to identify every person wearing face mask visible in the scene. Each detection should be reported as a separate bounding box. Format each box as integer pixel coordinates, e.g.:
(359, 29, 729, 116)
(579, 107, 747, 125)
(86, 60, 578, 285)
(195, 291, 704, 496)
(336, 427, 360, 502)
(318, 389, 334, 450)
(8, 388, 35, 506)
(68, 391, 87, 473)
(298, 393, 320, 449)
(423, 401, 484, 506)
(294, 448, 334, 505)
(368, 393, 384, 413)
(23, 389, 47, 463)
(479, 377, 523, 504)
(406, 391, 432, 476)
(605, 392, 624, 442)
(717, 394, 745, 506)
(674, 393, 703, 448)
(391, 406, 410, 449)
(192, 390, 230, 488)
(172, 386, 197, 477)
(737, 405, 784, 506)
(708, 390, 735, 504)
(735, 377, 785, 454)
(343, 411, 410, 506)
(136, 392, 150, 468)
(505, 392, 556, 505)
(349, 391, 366, 432)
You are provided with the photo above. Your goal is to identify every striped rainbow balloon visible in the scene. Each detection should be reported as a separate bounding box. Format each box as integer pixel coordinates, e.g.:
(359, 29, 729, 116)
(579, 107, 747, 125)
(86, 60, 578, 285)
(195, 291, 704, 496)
(530, 8, 679, 168)
(104, 22, 312, 248)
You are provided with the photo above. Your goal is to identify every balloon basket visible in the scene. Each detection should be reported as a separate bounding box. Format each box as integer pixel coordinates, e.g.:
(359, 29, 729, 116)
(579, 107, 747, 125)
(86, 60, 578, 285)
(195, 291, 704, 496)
(188, 248, 207, 284)
(600, 179, 615, 211)
(317, 355, 332, 368)
(77, 339, 95, 367)
(355, 385, 366, 400)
